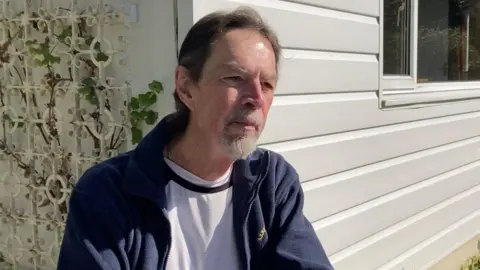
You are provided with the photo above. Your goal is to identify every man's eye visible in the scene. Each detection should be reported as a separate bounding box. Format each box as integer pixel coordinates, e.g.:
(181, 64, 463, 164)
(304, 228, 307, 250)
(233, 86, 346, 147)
(262, 82, 274, 91)
(224, 76, 243, 82)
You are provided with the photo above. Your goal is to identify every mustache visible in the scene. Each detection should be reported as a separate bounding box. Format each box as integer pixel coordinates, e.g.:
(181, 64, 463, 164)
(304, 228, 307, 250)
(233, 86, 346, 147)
(226, 108, 263, 127)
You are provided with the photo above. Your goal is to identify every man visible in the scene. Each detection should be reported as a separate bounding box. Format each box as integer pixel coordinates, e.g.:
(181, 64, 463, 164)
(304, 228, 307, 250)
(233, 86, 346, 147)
(58, 6, 333, 270)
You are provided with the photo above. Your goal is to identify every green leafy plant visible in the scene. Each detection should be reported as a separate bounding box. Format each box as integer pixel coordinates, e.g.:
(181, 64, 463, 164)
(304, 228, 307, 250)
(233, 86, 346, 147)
(460, 254, 480, 270)
(130, 80, 163, 144)
(460, 240, 480, 270)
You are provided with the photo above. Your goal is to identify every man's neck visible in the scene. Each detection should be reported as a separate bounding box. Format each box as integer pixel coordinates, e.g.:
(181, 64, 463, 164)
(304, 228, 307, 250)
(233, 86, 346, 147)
(166, 129, 233, 181)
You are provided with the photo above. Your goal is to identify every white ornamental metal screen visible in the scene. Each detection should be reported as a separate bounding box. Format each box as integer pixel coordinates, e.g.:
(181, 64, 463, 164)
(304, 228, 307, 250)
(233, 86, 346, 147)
(0, 0, 147, 268)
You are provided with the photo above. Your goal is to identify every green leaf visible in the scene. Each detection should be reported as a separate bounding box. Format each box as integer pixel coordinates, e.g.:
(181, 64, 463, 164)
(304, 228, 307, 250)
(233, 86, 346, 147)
(144, 110, 158, 125)
(58, 27, 72, 42)
(130, 110, 140, 124)
(85, 36, 94, 47)
(138, 92, 156, 108)
(95, 52, 109, 62)
(53, 55, 61, 64)
(85, 93, 99, 105)
(79, 78, 98, 105)
(82, 77, 96, 87)
(138, 110, 149, 120)
(38, 44, 50, 55)
(130, 97, 140, 110)
(44, 54, 61, 65)
(148, 80, 163, 93)
(78, 87, 90, 95)
(131, 126, 143, 145)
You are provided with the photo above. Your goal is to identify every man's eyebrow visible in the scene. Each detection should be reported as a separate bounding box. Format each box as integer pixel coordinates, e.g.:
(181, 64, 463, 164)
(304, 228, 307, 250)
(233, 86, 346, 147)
(262, 73, 278, 82)
(218, 61, 278, 81)
(219, 61, 249, 73)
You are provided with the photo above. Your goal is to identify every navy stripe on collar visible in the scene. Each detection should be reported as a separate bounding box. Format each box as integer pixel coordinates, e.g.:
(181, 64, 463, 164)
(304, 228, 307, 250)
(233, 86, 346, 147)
(164, 163, 233, 193)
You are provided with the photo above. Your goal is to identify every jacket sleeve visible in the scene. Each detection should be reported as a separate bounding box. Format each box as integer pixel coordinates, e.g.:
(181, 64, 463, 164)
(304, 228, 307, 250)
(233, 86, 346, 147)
(57, 167, 129, 270)
(271, 163, 334, 270)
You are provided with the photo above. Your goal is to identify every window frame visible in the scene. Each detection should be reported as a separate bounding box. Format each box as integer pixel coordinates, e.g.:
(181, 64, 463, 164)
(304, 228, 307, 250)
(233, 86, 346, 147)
(379, 0, 480, 109)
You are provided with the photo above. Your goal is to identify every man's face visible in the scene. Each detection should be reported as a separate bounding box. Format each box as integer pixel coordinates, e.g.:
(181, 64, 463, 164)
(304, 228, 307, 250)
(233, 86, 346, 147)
(178, 29, 277, 160)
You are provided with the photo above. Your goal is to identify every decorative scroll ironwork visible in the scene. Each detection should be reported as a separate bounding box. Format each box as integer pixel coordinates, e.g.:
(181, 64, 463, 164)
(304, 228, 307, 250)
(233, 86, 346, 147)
(0, 0, 145, 268)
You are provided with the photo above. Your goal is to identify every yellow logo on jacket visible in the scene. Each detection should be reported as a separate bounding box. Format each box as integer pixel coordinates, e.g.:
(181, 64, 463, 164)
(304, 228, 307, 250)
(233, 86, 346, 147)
(257, 227, 266, 241)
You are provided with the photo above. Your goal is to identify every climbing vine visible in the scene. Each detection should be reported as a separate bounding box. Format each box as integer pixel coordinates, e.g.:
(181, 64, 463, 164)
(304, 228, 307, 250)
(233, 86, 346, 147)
(0, 3, 162, 268)
(0, 8, 162, 206)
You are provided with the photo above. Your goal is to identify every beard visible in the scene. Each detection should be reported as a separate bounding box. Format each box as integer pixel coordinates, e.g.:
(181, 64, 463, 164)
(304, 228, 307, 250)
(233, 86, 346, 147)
(221, 132, 258, 160)
(221, 108, 263, 160)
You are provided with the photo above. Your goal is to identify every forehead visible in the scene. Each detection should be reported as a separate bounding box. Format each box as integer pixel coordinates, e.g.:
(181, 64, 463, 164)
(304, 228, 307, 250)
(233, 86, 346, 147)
(204, 29, 277, 76)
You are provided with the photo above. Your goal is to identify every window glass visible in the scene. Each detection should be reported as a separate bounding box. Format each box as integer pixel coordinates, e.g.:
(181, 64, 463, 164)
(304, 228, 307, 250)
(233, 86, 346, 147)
(384, 0, 411, 75)
(417, 0, 480, 82)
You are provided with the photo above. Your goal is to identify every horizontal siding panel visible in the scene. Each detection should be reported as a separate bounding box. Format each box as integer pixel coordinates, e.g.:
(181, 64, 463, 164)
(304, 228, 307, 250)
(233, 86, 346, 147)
(378, 214, 480, 270)
(285, 0, 379, 16)
(329, 184, 480, 269)
(303, 136, 480, 223)
(276, 50, 378, 95)
(264, 112, 480, 181)
(260, 93, 480, 144)
(313, 161, 480, 256)
(224, 0, 379, 53)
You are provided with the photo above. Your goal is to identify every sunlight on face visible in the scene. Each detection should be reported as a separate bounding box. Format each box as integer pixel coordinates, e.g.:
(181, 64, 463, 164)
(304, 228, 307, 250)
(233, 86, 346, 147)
(192, 29, 277, 160)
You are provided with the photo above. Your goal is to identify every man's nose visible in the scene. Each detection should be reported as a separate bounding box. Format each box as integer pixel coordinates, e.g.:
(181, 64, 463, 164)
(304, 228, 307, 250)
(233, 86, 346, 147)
(242, 78, 265, 109)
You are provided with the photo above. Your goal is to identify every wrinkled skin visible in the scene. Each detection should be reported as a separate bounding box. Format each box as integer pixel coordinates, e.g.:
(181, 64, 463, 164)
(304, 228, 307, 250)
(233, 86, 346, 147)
(173, 28, 277, 179)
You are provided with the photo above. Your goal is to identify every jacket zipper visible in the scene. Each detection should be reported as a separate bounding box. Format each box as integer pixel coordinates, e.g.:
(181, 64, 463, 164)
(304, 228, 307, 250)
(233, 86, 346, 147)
(241, 179, 264, 270)
(161, 208, 172, 270)
(240, 152, 270, 270)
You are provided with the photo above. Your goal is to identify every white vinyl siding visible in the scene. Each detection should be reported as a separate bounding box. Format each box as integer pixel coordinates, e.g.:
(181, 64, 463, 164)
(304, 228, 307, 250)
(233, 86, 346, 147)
(181, 0, 480, 269)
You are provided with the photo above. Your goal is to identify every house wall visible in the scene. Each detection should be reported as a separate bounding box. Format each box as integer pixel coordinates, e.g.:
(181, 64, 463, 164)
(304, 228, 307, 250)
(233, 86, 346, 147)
(183, 0, 480, 269)
(3, 0, 475, 268)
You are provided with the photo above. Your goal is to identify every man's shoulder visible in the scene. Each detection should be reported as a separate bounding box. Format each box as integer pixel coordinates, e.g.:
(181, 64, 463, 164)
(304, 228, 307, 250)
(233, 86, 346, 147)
(254, 147, 297, 174)
(253, 147, 299, 189)
(251, 147, 288, 165)
(63, 153, 133, 245)
(72, 152, 131, 200)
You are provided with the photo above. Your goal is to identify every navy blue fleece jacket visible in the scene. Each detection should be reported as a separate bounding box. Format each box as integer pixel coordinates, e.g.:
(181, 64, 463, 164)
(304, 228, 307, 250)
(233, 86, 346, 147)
(57, 114, 334, 270)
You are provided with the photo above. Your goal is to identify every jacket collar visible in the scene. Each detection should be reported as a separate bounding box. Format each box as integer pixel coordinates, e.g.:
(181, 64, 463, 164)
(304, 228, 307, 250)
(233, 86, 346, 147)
(123, 114, 172, 207)
(123, 114, 268, 208)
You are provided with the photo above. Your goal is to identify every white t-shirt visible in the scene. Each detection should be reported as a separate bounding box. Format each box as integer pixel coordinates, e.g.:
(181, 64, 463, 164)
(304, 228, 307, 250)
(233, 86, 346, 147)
(164, 158, 241, 270)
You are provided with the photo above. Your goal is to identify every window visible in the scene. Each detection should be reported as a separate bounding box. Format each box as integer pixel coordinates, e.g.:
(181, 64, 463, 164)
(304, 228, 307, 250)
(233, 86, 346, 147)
(384, 0, 411, 76)
(417, 0, 480, 82)
(380, 0, 480, 108)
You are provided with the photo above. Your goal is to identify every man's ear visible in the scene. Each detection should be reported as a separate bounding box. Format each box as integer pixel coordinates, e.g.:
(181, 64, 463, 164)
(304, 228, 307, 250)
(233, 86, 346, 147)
(175, 66, 195, 111)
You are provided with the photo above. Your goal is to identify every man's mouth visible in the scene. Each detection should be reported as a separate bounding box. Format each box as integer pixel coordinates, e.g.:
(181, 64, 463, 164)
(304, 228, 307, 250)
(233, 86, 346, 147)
(230, 120, 257, 130)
